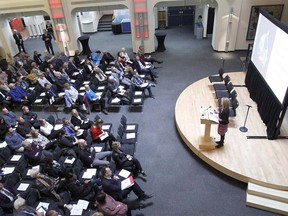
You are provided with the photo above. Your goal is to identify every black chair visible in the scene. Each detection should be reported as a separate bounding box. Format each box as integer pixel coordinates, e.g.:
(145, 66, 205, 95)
(213, 75, 231, 91)
(208, 68, 224, 83)
(116, 135, 135, 156)
(229, 98, 239, 117)
(120, 115, 139, 133)
(218, 89, 237, 107)
(117, 124, 137, 145)
(215, 82, 234, 99)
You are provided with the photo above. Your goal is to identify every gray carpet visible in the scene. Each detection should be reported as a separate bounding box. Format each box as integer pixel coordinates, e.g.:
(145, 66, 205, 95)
(23, 26, 278, 216)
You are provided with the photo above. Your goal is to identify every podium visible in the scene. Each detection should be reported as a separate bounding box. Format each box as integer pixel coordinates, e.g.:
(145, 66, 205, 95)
(200, 107, 218, 150)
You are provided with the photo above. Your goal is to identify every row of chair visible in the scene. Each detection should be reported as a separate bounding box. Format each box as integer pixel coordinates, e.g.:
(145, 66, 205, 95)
(209, 73, 239, 117)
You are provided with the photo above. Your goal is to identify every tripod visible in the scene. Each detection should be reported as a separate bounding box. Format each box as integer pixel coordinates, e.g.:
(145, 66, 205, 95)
(240, 105, 252, 132)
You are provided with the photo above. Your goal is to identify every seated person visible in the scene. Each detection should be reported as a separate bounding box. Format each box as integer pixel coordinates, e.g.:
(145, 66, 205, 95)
(95, 193, 128, 216)
(91, 50, 102, 66)
(22, 106, 40, 129)
(8, 83, 35, 105)
(44, 67, 56, 84)
(2, 107, 17, 127)
(29, 169, 66, 202)
(0, 182, 36, 214)
(23, 140, 53, 164)
(84, 85, 108, 115)
(63, 82, 86, 111)
(54, 72, 69, 92)
(91, 119, 116, 149)
(62, 117, 87, 139)
(137, 45, 163, 64)
(77, 139, 112, 167)
(16, 116, 34, 138)
(101, 166, 152, 202)
(0, 116, 8, 141)
(131, 71, 154, 98)
(44, 83, 64, 105)
(111, 66, 132, 87)
(37, 73, 52, 88)
(45, 202, 73, 216)
(31, 129, 54, 150)
(107, 76, 130, 100)
(70, 109, 93, 130)
(42, 157, 67, 179)
(13, 197, 44, 216)
(111, 141, 146, 177)
(133, 54, 158, 84)
(5, 127, 25, 152)
(93, 66, 107, 84)
(64, 171, 100, 201)
(39, 119, 62, 139)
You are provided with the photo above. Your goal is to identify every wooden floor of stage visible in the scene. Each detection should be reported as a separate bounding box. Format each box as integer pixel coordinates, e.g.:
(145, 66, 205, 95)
(175, 72, 288, 190)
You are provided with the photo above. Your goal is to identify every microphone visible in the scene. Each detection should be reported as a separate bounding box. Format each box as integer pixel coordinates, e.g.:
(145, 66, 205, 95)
(246, 105, 252, 108)
(202, 106, 211, 116)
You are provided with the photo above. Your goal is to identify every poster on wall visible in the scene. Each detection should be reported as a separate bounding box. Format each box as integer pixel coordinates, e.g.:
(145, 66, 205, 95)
(246, 4, 284, 40)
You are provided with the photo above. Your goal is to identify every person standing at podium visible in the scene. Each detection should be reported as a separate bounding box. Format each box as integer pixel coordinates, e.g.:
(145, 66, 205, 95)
(216, 98, 230, 148)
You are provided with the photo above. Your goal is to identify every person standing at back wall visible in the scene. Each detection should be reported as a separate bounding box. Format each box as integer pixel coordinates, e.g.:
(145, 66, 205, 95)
(42, 29, 54, 55)
(46, 21, 55, 40)
(13, 29, 26, 54)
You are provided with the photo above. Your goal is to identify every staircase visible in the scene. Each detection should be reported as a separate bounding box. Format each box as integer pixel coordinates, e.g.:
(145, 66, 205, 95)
(98, 14, 113, 32)
(246, 182, 288, 215)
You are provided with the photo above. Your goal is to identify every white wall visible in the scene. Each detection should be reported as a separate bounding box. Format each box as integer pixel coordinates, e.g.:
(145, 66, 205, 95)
(0, 19, 18, 56)
(23, 15, 45, 37)
(236, 0, 287, 50)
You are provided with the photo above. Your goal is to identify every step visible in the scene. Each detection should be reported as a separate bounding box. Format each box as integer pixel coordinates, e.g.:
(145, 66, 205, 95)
(98, 28, 112, 32)
(98, 24, 112, 28)
(248, 182, 288, 203)
(246, 193, 288, 215)
(99, 20, 112, 24)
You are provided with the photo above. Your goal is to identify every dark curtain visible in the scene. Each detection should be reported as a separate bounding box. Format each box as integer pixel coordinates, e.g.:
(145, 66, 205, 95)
(245, 62, 282, 139)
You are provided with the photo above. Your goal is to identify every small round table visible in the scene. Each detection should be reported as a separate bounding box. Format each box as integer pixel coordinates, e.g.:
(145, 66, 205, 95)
(78, 35, 92, 55)
(155, 32, 167, 52)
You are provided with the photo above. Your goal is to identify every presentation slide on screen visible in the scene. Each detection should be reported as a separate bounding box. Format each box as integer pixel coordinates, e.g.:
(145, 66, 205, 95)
(251, 13, 288, 103)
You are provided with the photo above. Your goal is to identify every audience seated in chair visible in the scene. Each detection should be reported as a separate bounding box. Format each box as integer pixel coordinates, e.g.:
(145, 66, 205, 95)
(23, 140, 53, 164)
(91, 119, 116, 149)
(5, 127, 25, 152)
(2, 107, 17, 127)
(84, 85, 108, 115)
(111, 141, 146, 177)
(77, 138, 112, 167)
(101, 166, 152, 202)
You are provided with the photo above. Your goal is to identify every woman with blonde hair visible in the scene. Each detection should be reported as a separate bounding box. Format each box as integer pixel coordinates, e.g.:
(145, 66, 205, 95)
(216, 97, 230, 148)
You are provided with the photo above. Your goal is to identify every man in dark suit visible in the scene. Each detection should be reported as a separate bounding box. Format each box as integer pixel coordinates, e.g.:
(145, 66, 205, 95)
(42, 29, 54, 55)
(0, 182, 35, 214)
(13, 29, 26, 54)
(133, 54, 158, 84)
(100, 166, 152, 202)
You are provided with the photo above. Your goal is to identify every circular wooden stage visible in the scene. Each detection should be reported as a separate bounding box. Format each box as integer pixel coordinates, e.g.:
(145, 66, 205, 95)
(175, 72, 288, 190)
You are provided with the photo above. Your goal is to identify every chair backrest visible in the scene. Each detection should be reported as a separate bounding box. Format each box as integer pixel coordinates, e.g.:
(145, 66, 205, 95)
(231, 98, 239, 110)
(117, 124, 124, 137)
(230, 90, 237, 99)
(86, 129, 93, 146)
(227, 82, 234, 93)
(223, 75, 231, 85)
(218, 68, 224, 79)
(120, 115, 127, 127)
(0, 146, 12, 160)
(94, 115, 101, 122)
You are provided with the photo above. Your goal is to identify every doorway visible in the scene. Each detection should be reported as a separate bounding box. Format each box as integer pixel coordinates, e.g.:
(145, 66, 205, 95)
(167, 6, 195, 27)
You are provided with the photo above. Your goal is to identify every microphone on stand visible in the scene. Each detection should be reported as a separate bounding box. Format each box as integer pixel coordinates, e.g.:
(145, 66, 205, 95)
(240, 105, 252, 132)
